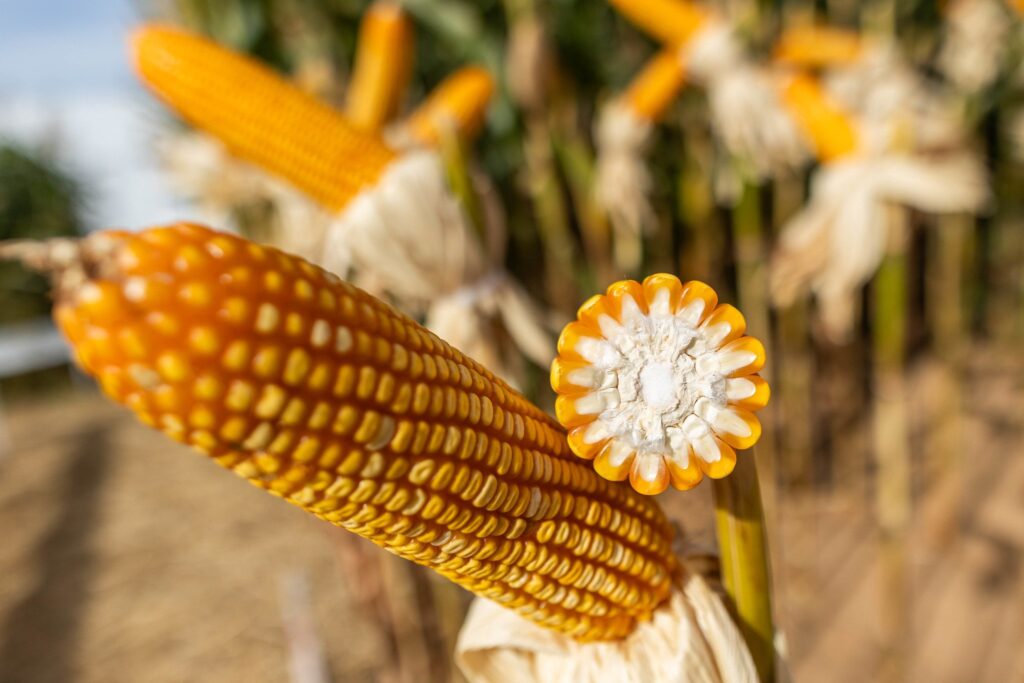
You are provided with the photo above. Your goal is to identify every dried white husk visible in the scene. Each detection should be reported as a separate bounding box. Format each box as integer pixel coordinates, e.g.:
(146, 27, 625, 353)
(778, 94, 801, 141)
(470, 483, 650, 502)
(770, 50, 990, 341)
(456, 563, 757, 683)
(322, 150, 554, 381)
(593, 101, 658, 271)
(682, 21, 810, 181)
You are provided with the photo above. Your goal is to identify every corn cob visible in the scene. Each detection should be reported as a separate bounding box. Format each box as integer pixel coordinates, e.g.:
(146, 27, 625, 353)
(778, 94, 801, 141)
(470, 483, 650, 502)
(773, 25, 864, 69)
(551, 276, 769, 496)
(132, 25, 397, 212)
(345, 2, 415, 131)
(621, 50, 687, 123)
(404, 67, 496, 148)
(606, 0, 711, 47)
(26, 224, 677, 641)
(780, 74, 858, 162)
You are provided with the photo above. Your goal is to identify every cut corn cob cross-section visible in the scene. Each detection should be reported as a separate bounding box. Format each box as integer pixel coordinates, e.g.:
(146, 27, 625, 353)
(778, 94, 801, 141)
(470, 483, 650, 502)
(404, 66, 496, 148)
(34, 224, 678, 641)
(132, 24, 398, 212)
(551, 275, 769, 496)
(345, 1, 415, 131)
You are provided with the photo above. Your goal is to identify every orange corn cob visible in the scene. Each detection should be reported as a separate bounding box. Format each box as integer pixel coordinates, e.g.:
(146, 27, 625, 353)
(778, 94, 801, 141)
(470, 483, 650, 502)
(780, 74, 858, 162)
(40, 224, 678, 641)
(621, 50, 688, 123)
(773, 25, 863, 69)
(405, 67, 496, 147)
(345, 2, 415, 131)
(607, 0, 711, 47)
(132, 25, 397, 212)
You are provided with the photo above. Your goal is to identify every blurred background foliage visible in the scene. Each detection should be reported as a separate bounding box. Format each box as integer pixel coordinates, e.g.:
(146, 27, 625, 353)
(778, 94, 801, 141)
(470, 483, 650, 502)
(0, 143, 85, 325)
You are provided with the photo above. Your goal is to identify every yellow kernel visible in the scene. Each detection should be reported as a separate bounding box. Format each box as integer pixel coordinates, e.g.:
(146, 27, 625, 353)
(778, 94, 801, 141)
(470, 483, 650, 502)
(408, 459, 435, 485)
(318, 444, 343, 469)
(338, 449, 365, 475)
(356, 366, 377, 399)
(189, 327, 220, 355)
(190, 429, 218, 451)
(220, 417, 249, 443)
(253, 346, 282, 378)
(391, 384, 413, 414)
(153, 385, 180, 411)
(392, 344, 409, 371)
(283, 348, 312, 385)
(255, 303, 281, 333)
(308, 402, 332, 430)
(146, 312, 179, 336)
(318, 289, 336, 311)
(333, 365, 357, 397)
(294, 279, 314, 300)
(307, 362, 331, 391)
(255, 384, 288, 419)
(189, 406, 216, 429)
(179, 282, 212, 307)
(226, 380, 256, 411)
(375, 373, 396, 404)
(353, 410, 382, 444)
(281, 397, 307, 425)
(264, 271, 284, 292)
(157, 352, 190, 382)
(255, 453, 282, 474)
(412, 384, 431, 413)
(268, 430, 295, 454)
(221, 297, 250, 324)
(118, 328, 147, 359)
(194, 375, 222, 400)
(223, 340, 251, 371)
(430, 462, 455, 490)
(293, 437, 321, 463)
(285, 312, 305, 337)
(128, 364, 160, 390)
(332, 405, 360, 435)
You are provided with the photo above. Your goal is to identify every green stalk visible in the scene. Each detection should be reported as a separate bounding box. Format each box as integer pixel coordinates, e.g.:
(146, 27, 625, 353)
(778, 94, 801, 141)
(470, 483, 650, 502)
(732, 180, 777, 514)
(872, 208, 911, 681)
(712, 454, 775, 683)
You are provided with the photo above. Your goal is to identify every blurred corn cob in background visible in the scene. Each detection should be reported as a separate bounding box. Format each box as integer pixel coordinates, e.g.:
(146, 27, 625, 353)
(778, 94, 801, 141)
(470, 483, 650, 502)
(133, 23, 552, 385)
(345, 1, 415, 132)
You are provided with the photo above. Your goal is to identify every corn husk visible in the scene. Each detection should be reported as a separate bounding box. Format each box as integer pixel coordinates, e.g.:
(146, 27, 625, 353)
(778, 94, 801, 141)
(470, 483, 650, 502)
(593, 102, 658, 268)
(938, 0, 1014, 96)
(322, 150, 554, 381)
(771, 151, 989, 341)
(455, 563, 757, 683)
(683, 21, 810, 180)
(158, 132, 332, 262)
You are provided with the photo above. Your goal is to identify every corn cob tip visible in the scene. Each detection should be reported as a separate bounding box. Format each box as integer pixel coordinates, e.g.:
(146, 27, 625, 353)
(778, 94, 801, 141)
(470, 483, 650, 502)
(51, 223, 679, 641)
(0, 235, 123, 300)
(552, 275, 769, 496)
(406, 66, 496, 147)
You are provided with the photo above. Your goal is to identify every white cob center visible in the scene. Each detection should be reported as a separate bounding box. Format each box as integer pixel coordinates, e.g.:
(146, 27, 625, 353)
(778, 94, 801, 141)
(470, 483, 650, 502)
(572, 290, 751, 463)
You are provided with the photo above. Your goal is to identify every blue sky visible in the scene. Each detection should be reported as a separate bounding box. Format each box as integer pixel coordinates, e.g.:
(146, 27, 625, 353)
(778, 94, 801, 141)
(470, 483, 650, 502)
(0, 0, 197, 230)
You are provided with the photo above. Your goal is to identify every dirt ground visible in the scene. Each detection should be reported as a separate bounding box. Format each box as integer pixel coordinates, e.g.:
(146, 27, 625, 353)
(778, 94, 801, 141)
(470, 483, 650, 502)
(0, 346, 1021, 683)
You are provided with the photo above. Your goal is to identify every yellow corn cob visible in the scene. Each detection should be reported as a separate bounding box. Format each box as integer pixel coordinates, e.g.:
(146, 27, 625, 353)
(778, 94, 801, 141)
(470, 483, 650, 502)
(405, 67, 496, 148)
(345, 2, 415, 131)
(780, 74, 858, 162)
(132, 25, 397, 212)
(38, 224, 678, 641)
(607, 0, 711, 47)
(773, 25, 863, 69)
(622, 50, 687, 123)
